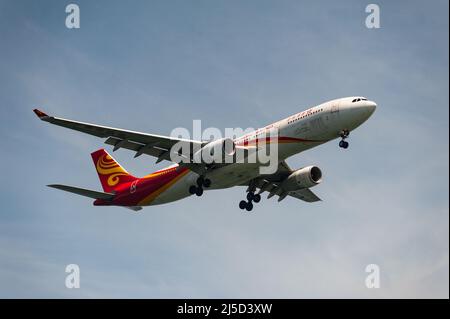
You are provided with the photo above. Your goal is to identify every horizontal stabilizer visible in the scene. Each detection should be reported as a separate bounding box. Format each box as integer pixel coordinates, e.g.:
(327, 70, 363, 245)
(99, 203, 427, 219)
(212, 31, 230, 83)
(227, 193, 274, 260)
(47, 184, 115, 200)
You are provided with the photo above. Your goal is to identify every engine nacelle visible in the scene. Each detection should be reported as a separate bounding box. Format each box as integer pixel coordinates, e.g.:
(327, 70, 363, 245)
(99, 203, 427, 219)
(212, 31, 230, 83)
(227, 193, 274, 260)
(281, 165, 322, 190)
(194, 138, 236, 163)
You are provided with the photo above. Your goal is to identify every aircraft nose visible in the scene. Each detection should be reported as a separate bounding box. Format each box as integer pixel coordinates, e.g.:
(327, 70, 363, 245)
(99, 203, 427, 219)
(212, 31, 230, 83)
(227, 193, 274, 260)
(365, 101, 377, 116)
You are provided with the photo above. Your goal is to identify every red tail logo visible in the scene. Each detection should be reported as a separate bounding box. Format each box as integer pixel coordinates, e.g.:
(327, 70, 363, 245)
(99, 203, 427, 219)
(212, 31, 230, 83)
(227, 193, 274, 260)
(91, 149, 137, 193)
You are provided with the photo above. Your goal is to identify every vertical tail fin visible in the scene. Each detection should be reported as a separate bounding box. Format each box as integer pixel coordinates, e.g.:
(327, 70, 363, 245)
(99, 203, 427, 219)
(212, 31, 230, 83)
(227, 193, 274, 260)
(91, 149, 137, 193)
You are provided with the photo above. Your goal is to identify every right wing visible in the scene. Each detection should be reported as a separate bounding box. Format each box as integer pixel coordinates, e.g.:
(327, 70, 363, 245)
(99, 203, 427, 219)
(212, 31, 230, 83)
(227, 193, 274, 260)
(246, 161, 322, 203)
(33, 109, 204, 162)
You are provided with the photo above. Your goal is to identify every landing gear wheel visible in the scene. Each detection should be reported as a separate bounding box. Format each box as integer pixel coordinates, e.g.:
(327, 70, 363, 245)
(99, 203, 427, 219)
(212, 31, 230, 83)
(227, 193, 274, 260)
(339, 140, 349, 149)
(339, 129, 350, 149)
(196, 176, 211, 188)
(195, 187, 204, 196)
(189, 185, 197, 194)
(203, 178, 211, 188)
(240, 190, 260, 211)
(196, 177, 204, 187)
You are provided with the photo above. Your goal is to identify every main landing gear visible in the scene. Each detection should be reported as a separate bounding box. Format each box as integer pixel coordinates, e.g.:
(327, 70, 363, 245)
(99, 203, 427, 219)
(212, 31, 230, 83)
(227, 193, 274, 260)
(239, 192, 261, 212)
(339, 129, 350, 149)
(188, 176, 211, 197)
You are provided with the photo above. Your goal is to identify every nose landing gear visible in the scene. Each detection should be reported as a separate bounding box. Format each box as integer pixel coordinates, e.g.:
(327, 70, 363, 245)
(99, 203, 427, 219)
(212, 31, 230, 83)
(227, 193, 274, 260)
(339, 140, 349, 149)
(339, 129, 350, 149)
(188, 176, 212, 196)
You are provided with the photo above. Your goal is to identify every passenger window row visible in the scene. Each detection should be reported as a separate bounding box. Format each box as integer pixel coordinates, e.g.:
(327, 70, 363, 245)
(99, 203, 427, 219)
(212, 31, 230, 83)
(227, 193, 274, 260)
(288, 108, 324, 124)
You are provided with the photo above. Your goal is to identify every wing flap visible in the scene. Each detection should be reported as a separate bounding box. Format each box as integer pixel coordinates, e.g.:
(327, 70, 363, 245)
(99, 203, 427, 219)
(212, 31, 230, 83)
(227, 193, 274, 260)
(289, 188, 321, 202)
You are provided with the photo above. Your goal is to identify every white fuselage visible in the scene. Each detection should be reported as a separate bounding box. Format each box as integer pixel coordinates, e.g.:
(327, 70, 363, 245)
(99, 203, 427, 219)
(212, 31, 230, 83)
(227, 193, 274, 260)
(152, 96, 377, 205)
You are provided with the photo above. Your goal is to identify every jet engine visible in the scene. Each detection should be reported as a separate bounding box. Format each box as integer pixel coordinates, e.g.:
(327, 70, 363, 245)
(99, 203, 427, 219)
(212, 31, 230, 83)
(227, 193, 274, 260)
(281, 166, 322, 190)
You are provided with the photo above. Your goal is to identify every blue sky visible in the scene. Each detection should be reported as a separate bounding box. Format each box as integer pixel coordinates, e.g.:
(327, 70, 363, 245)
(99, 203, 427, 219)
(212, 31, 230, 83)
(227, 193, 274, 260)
(0, 0, 448, 298)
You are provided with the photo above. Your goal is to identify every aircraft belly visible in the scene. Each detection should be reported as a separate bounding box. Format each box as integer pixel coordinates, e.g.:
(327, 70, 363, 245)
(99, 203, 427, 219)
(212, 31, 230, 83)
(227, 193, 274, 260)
(208, 164, 261, 189)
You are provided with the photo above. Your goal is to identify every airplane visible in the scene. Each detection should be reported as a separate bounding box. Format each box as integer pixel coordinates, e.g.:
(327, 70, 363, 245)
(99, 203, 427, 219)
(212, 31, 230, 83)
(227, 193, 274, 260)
(33, 96, 376, 212)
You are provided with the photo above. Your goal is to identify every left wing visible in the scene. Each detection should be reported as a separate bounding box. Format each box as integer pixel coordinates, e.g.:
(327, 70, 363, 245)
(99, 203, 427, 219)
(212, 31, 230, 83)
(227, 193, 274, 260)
(246, 161, 322, 203)
(33, 109, 203, 163)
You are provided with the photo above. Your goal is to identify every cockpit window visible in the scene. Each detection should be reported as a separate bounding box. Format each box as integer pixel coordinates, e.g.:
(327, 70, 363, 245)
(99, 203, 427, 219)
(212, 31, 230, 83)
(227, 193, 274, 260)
(352, 97, 368, 103)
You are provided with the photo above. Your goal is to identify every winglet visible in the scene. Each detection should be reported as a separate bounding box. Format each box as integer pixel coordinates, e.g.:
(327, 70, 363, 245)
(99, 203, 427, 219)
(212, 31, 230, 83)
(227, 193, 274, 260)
(33, 109, 49, 119)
